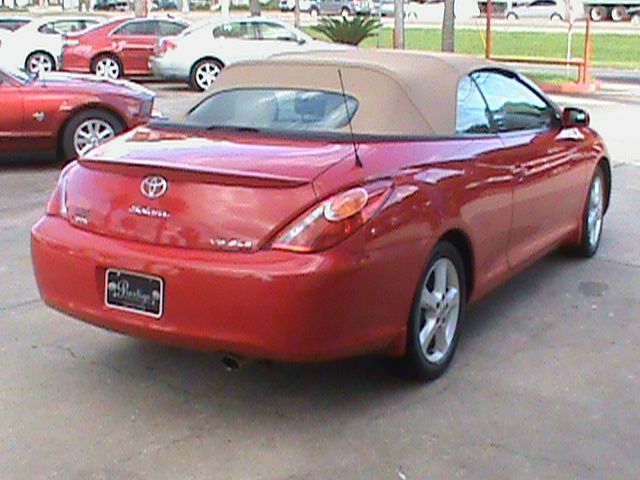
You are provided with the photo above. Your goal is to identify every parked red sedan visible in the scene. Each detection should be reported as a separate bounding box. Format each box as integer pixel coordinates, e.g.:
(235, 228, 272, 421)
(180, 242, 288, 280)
(0, 66, 154, 161)
(62, 17, 188, 79)
(31, 51, 611, 380)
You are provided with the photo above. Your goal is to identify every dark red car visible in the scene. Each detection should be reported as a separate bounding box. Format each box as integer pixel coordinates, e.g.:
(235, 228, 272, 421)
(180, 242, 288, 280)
(31, 51, 611, 381)
(0, 66, 154, 161)
(62, 17, 188, 79)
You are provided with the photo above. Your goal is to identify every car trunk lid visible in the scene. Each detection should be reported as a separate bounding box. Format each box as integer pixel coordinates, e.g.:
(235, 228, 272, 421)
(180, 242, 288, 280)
(63, 126, 354, 251)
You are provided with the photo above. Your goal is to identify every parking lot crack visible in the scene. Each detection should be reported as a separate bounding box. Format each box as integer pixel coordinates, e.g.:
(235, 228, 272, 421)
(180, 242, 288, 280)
(0, 298, 41, 313)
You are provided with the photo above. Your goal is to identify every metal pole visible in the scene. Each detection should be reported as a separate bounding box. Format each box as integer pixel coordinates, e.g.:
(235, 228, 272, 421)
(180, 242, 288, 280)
(582, 14, 592, 85)
(485, 0, 492, 58)
(393, 0, 404, 49)
(221, 0, 229, 18)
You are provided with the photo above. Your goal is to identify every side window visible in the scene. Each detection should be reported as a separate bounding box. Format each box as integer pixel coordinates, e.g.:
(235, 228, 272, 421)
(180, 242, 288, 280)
(456, 76, 492, 135)
(37, 22, 57, 34)
(472, 71, 555, 132)
(259, 23, 297, 41)
(113, 21, 157, 36)
(212, 22, 257, 39)
(51, 21, 83, 34)
(158, 21, 186, 36)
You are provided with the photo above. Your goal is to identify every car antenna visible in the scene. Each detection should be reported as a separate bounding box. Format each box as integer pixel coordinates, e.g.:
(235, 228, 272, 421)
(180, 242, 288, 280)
(337, 69, 362, 168)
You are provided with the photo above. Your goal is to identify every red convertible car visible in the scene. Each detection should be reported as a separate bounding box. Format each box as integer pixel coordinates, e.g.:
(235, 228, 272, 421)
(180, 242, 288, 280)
(62, 17, 188, 79)
(0, 66, 154, 161)
(31, 51, 611, 380)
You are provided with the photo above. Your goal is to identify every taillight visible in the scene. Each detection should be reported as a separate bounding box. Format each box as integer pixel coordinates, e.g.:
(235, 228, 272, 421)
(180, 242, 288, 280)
(157, 40, 177, 56)
(46, 163, 74, 218)
(63, 37, 80, 48)
(271, 181, 393, 253)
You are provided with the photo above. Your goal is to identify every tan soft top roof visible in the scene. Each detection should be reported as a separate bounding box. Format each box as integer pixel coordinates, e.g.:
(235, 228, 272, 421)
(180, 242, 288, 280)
(200, 49, 508, 137)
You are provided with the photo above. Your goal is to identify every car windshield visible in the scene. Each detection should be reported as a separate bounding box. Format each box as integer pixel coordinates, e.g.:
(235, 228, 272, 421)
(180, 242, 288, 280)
(183, 88, 359, 133)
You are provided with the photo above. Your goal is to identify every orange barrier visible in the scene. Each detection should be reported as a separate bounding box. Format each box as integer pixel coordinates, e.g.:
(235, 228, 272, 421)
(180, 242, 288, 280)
(484, 0, 595, 89)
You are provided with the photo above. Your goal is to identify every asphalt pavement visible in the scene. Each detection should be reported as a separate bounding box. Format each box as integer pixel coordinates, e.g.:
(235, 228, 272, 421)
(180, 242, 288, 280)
(1, 82, 639, 480)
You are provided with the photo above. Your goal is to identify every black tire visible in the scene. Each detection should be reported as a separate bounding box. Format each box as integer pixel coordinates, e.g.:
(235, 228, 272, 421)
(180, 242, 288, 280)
(341, 6, 350, 16)
(309, 6, 319, 17)
(572, 166, 607, 258)
(506, 12, 518, 20)
(61, 108, 125, 161)
(91, 53, 122, 79)
(610, 5, 627, 21)
(25, 51, 56, 74)
(590, 6, 608, 21)
(401, 241, 467, 381)
(550, 12, 563, 21)
(189, 58, 224, 92)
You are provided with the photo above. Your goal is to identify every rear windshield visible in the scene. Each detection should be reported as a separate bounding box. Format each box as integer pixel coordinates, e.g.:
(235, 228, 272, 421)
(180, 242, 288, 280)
(184, 88, 359, 133)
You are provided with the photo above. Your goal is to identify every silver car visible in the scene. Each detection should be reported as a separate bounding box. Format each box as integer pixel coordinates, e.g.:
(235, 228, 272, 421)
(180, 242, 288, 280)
(150, 18, 344, 91)
(506, 0, 564, 21)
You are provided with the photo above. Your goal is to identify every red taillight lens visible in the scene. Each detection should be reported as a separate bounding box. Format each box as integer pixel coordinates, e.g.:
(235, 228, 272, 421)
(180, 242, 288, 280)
(45, 163, 74, 218)
(157, 40, 177, 56)
(271, 181, 393, 253)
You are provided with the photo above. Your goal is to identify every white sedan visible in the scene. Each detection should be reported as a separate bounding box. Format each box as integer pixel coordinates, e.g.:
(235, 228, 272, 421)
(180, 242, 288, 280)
(0, 16, 102, 74)
(149, 17, 346, 91)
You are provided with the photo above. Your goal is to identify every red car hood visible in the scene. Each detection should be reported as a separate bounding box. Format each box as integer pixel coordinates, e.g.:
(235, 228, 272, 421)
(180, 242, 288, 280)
(34, 71, 154, 99)
(66, 126, 356, 250)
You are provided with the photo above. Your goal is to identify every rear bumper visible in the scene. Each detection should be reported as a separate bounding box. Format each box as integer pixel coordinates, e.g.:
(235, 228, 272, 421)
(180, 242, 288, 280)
(149, 56, 189, 80)
(31, 216, 406, 362)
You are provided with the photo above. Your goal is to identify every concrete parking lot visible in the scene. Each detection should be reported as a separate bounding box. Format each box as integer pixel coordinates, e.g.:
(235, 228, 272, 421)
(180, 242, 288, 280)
(1, 82, 639, 479)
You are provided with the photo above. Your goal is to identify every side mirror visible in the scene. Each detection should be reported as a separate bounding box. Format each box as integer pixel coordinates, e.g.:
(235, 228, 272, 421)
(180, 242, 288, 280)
(562, 107, 590, 128)
(296, 36, 307, 45)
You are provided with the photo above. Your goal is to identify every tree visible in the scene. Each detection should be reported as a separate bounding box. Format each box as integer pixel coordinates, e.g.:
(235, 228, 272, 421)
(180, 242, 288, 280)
(294, 0, 301, 28)
(442, 0, 455, 52)
(250, 0, 261, 16)
(311, 16, 381, 46)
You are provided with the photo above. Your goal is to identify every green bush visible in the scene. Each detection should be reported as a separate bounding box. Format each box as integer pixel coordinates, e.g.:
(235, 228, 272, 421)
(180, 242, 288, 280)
(311, 16, 381, 46)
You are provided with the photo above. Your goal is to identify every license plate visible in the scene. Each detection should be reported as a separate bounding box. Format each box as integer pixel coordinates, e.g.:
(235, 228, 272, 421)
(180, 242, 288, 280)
(105, 269, 163, 318)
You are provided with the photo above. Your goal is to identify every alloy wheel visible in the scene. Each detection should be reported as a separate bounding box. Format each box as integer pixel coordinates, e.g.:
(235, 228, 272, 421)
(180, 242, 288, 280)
(195, 62, 221, 91)
(73, 118, 116, 156)
(587, 174, 604, 248)
(417, 258, 461, 363)
(95, 57, 120, 79)
(27, 53, 54, 74)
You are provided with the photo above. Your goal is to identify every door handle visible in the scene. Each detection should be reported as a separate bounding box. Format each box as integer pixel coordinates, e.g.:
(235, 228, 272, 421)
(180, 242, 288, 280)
(32, 112, 45, 122)
(512, 165, 525, 183)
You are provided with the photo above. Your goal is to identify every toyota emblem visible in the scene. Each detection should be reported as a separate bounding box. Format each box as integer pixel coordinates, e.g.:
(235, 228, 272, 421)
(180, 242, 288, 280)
(140, 176, 168, 199)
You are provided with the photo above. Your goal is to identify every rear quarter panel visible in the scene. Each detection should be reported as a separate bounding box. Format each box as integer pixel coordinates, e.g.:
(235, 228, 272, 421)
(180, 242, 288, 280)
(314, 138, 514, 310)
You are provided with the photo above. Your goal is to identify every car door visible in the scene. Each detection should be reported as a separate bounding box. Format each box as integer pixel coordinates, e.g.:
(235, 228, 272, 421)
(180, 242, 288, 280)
(454, 75, 515, 292)
(472, 70, 588, 269)
(325, 0, 340, 14)
(528, 0, 553, 18)
(0, 71, 26, 156)
(110, 20, 157, 74)
(211, 21, 263, 62)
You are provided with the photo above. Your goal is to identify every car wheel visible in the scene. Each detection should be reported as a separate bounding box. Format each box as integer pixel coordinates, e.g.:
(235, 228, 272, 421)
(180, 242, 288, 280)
(309, 6, 319, 17)
(573, 166, 606, 258)
(550, 12, 563, 21)
(26, 51, 55, 74)
(610, 5, 627, 21)
(92, 54, 122, 79)
(506, 12, 518, 21)
(62, 109, 124, 161)
(590, 6, 608, 21)
(341, 6, 350, 17)
(401, 241, 466, 381)
(190, 58, 223, 92)
(632, 14, 640, 24)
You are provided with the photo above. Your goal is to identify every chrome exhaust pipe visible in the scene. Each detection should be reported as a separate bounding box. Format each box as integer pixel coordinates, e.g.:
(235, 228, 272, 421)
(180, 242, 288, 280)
(221, 354, 246, 371)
